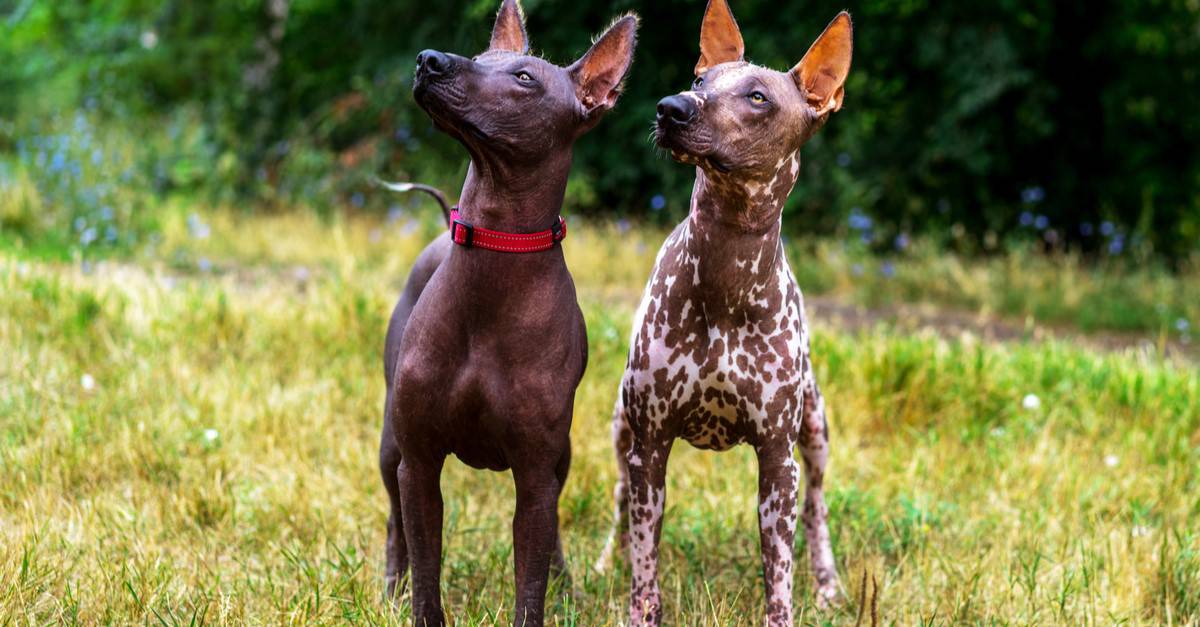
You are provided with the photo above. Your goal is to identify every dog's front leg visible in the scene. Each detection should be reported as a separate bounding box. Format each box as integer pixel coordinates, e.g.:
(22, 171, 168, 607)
(511, 460, 564, 627)
(756, 441, 801, 625)
(625, 435, 670, 626)
(398, 455, 447, 626)
(800, 381, 839, 607)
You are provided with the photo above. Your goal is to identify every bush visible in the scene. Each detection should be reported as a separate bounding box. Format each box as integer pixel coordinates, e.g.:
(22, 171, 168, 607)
(2, 0, 1198, 261)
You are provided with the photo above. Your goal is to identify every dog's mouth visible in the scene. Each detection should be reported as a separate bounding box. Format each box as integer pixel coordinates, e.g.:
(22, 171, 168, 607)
(655, 124, 730, 174)
(669, 149, 731, 173)
(412, 80, 486, 142)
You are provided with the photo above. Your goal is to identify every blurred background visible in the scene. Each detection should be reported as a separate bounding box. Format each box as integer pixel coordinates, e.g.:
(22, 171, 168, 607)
(2, 0, 1198, 263)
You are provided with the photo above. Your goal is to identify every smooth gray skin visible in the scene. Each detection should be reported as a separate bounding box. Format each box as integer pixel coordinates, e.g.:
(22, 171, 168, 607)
(378, 2, 637, 625)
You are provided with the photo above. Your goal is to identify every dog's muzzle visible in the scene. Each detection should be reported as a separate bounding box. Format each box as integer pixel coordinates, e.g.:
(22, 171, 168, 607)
(656, 95, 698, 129)
(415, 49, 454, 87)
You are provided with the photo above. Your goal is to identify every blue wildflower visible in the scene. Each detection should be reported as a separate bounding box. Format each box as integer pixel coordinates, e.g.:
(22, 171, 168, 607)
(1176, 318, 1190, 332)
(1100, 221, 1115, 236)
(1021, 186, 1045, 204)
(1080, 222, 1094, 236)
(880, 261, 896, 278)
(616, 218, 631, 234)
(650, 194, 666, 211)
(1034, 215, 1048, 230)
(1108, 234, 1125, 255)
(187, 213, 211, 239)
(351, 192, 365, 208)
(1019, 212, 1034, 227)
(848, 208, 872, 231)
(894, 233, 910, 251)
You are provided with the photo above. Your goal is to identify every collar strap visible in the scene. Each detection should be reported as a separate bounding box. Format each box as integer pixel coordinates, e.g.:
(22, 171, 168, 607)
(449, 207, 567, 253)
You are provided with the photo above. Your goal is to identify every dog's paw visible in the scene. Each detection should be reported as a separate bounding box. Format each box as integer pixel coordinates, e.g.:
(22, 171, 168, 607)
(815, 582, 841, 610)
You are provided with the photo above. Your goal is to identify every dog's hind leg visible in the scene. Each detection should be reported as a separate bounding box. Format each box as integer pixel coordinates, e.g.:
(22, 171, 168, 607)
(799, 379, 840, 607)
(379, 391, 409, 604)
(594, 401, 632, 573)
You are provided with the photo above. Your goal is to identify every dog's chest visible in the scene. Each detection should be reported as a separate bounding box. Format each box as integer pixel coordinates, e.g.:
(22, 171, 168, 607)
(623, 224, 812, 449)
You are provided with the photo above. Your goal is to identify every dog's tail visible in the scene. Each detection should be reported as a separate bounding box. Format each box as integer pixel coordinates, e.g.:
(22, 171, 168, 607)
(373, 178, 451, 226)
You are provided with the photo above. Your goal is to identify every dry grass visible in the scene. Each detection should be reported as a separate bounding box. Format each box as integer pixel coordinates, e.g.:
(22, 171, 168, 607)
(1, 209, 1197, 625)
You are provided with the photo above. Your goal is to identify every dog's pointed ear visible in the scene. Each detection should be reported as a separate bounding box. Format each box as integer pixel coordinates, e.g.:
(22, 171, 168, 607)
(792, 12, 853, 115)
(695, 0, 744, 76)
(489, 0, 529, 54)
(569, 14, 639, 119)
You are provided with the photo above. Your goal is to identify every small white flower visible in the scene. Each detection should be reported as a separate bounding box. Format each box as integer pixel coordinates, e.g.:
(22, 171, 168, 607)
(203, 428, 219, 443)
(1132, 525, 1151, 538)
(990, 427, 1006, 438)
(140, 31, 158, 50)
(1104, 454, 1119, 468)
(80, 374, 96, 391)
(1022, 394, 1041, 410)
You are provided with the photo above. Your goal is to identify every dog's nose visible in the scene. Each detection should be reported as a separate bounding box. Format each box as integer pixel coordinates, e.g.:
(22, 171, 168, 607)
(416, 49, 451, 76)
(657, 95, 697, 127)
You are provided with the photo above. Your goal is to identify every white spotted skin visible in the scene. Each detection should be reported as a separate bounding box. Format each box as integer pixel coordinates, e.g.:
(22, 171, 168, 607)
(601, 154, 840, 623)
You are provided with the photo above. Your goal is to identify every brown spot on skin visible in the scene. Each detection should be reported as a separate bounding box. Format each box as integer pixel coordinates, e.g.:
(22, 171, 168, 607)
(605, 7, 853, 622)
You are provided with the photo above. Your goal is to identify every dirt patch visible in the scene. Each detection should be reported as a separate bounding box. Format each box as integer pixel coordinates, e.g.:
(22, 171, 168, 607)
(805, 296, 1197, 363)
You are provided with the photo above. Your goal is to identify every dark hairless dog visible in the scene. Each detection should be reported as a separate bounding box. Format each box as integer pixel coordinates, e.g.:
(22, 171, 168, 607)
(379, 1, 638, 625)
(596, 1, 852, 624)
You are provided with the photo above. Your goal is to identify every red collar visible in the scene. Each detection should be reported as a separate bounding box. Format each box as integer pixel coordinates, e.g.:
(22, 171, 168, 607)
(449, 207, 567, 253)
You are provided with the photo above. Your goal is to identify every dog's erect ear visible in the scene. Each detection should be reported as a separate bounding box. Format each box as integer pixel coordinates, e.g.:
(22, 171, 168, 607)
(489, 0, 529, 54)
(569, 14, 639, 118)
(695, 0, 744, 76)
(792, 12, 853, 115)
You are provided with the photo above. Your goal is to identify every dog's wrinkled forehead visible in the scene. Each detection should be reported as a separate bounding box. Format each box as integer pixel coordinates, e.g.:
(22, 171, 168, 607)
(472, 50, 575, 96)
(473, 50, 551, 73)
(693, 62, 802, 107)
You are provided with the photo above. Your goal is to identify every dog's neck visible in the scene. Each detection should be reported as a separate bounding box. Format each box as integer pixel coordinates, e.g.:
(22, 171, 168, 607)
(684, 151, 801, 296)
(456, 154, 573, 234)
(689, 149, 801, 234)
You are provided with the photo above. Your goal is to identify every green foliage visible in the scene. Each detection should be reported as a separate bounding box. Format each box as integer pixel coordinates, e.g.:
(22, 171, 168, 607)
(2, 0, 1199, 260)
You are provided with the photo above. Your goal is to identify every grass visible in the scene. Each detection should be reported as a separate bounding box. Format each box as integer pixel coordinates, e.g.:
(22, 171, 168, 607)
(1, 208, 1198, 625)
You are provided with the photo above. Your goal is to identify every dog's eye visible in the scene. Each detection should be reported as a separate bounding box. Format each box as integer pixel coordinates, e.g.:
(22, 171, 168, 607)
(693, 76, 705, 90)
(515, 71, 533, 82)
(749, 91, 768, 105)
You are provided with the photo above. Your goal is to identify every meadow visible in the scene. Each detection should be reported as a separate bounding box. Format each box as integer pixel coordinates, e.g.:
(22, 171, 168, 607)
(1, 204, 1198, 625)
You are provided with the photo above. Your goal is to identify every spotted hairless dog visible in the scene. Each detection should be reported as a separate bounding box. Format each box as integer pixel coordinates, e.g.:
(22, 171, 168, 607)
(379, 2, 638, 625)
(596, 1, 852, 624)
